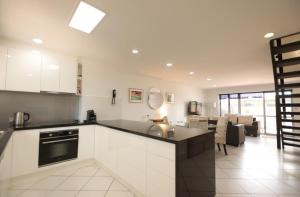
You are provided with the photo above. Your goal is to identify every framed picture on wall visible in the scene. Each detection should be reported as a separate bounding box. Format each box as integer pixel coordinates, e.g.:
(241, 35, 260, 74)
(129, 88, 144, 103)
(166, 92, 175, 103)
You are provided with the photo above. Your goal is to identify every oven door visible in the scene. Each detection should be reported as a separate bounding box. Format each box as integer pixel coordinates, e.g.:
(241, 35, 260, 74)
(39, 136, 78, 167)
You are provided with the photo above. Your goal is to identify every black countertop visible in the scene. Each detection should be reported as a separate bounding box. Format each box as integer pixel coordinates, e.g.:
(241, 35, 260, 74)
(97, 119, 213, 144)
(0, 119, 213, 157)
(12, 120, 95, 131)
(0, 127, 13, 159)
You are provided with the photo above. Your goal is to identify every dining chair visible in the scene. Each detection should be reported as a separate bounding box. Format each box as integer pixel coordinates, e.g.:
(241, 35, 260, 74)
(188, 116, 208, 130)
(215, 117, 229, 155)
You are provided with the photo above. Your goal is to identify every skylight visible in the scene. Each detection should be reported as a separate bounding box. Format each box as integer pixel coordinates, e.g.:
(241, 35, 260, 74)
(69, 1, 106, 34)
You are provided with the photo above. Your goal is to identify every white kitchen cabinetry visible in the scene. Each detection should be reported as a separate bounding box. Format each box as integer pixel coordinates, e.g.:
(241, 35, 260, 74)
(41, 54, 77, 93)
(94, 126, 175, 197)
(78, 125, 95, 160)
(146, 139, 176, 197)
(59, 57, 77, 93)
(116, 131, 147, 195)
(0, 138, 12, 181)
(12, 130, 39, 177)
(94, 126, 118, 173)
(41, 54, 60, 92)
(6, 48, 41, 92)
(0, 46, 7, 90)
(0, 137, 13, 197)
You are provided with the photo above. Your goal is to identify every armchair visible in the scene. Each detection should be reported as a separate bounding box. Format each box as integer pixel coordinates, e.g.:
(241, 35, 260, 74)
(238, 116, 260, 137)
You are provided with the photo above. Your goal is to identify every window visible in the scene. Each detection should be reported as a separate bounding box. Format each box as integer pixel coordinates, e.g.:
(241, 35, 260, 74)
(240, 92, 265, 132)
(220, 94, 229, 116)
(219, 91, 279, 135)
(264, 92, 276, 134)
(229, 94, 239, 114)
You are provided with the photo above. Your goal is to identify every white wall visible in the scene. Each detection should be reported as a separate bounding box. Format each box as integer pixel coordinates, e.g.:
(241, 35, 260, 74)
(0, 37, 204, 124)
(203, 84, 275, 117)
(79, 58, 204, 124)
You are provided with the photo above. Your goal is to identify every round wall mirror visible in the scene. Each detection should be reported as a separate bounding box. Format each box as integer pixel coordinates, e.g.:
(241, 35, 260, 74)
(148, 88, 164, 110)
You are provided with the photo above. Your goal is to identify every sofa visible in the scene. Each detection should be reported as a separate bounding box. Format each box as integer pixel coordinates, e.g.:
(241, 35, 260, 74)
(224, 114, 260, 137)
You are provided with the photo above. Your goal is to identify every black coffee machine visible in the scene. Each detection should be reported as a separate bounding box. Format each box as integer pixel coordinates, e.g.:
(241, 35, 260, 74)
(85, 110, 97, 122)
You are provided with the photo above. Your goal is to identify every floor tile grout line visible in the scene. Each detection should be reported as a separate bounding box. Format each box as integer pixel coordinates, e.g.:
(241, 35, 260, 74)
(74, 164, 103, 196)
(104, 178, 115, 197)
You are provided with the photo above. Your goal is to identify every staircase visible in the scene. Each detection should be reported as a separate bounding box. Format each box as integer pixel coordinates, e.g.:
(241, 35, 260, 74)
(270, 32, 300, 149)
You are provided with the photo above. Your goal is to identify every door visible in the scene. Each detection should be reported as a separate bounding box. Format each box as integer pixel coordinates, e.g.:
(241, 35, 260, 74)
(0, 46, 7, 90)
(6, 48, 41, 92)
(59, 57, 77, 93)
(264, 92, 277, 134)
(41, 54, 60, 92)
(240, 92, 265, 132)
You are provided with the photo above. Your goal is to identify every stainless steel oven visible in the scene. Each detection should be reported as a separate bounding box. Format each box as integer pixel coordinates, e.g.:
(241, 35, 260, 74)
(38, 129, 79, 167)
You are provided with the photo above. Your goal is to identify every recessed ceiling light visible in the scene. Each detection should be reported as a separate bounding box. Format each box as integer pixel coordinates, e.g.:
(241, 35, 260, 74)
(207, 78, 212, 81)
(189, 71, 195, 75)
(264, 32, 274, 38)
(132, 49, 139, 54)
(69, 1, 106, 34)
(166, 63, 173, 67)
(32, 38, 43, 44)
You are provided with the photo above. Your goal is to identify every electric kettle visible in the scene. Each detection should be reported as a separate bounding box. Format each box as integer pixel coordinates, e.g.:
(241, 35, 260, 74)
(14, 112, 30, 126)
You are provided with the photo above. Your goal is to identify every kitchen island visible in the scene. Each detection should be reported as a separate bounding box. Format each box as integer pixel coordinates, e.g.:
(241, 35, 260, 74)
(0, 119, 215, 197)
(97, 120, 216, 197)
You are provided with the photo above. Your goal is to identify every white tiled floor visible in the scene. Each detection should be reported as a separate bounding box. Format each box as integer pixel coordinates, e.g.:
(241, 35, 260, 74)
(215, 135, 300, 197)
(3, 135, 300, 197)
(5, 161, 135, 197)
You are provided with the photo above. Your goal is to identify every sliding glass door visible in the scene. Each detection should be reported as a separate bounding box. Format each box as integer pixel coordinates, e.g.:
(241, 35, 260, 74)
(219, 91, 279, 135)
(264, 92, 277, 134)
(240, 92, 265, 132)
(220, 94, 229, 116)
(229, 94, 239, 114)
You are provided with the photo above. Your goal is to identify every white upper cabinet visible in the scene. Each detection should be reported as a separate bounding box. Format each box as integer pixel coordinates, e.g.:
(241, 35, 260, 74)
(6, 48, 41, 92)
(59, 57, 77, 93)
(41, 54, 60, 92)
(0, 46, 7, 90)
(41, 54, 77, 93)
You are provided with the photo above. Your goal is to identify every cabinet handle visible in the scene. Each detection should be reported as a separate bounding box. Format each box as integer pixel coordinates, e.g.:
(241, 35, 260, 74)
(41, 138, 78, 144)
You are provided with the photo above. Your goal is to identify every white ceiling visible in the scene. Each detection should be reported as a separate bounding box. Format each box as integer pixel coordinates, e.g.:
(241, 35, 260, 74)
(0, 0, 300, 89)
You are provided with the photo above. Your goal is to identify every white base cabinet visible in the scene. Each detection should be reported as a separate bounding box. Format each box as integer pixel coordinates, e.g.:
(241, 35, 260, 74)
(94, 127, 118, 173)
(0, 137, 13, 197)
(95, 126, 175, 197)
(0, 137, 12, 181)
(12, 130, 39, 177)
(1, 125, 176, 197)
(78, 125, 95, 160)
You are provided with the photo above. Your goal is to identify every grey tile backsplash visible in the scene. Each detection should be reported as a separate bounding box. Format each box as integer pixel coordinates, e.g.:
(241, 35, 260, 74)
(0, 91, 79, 126)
